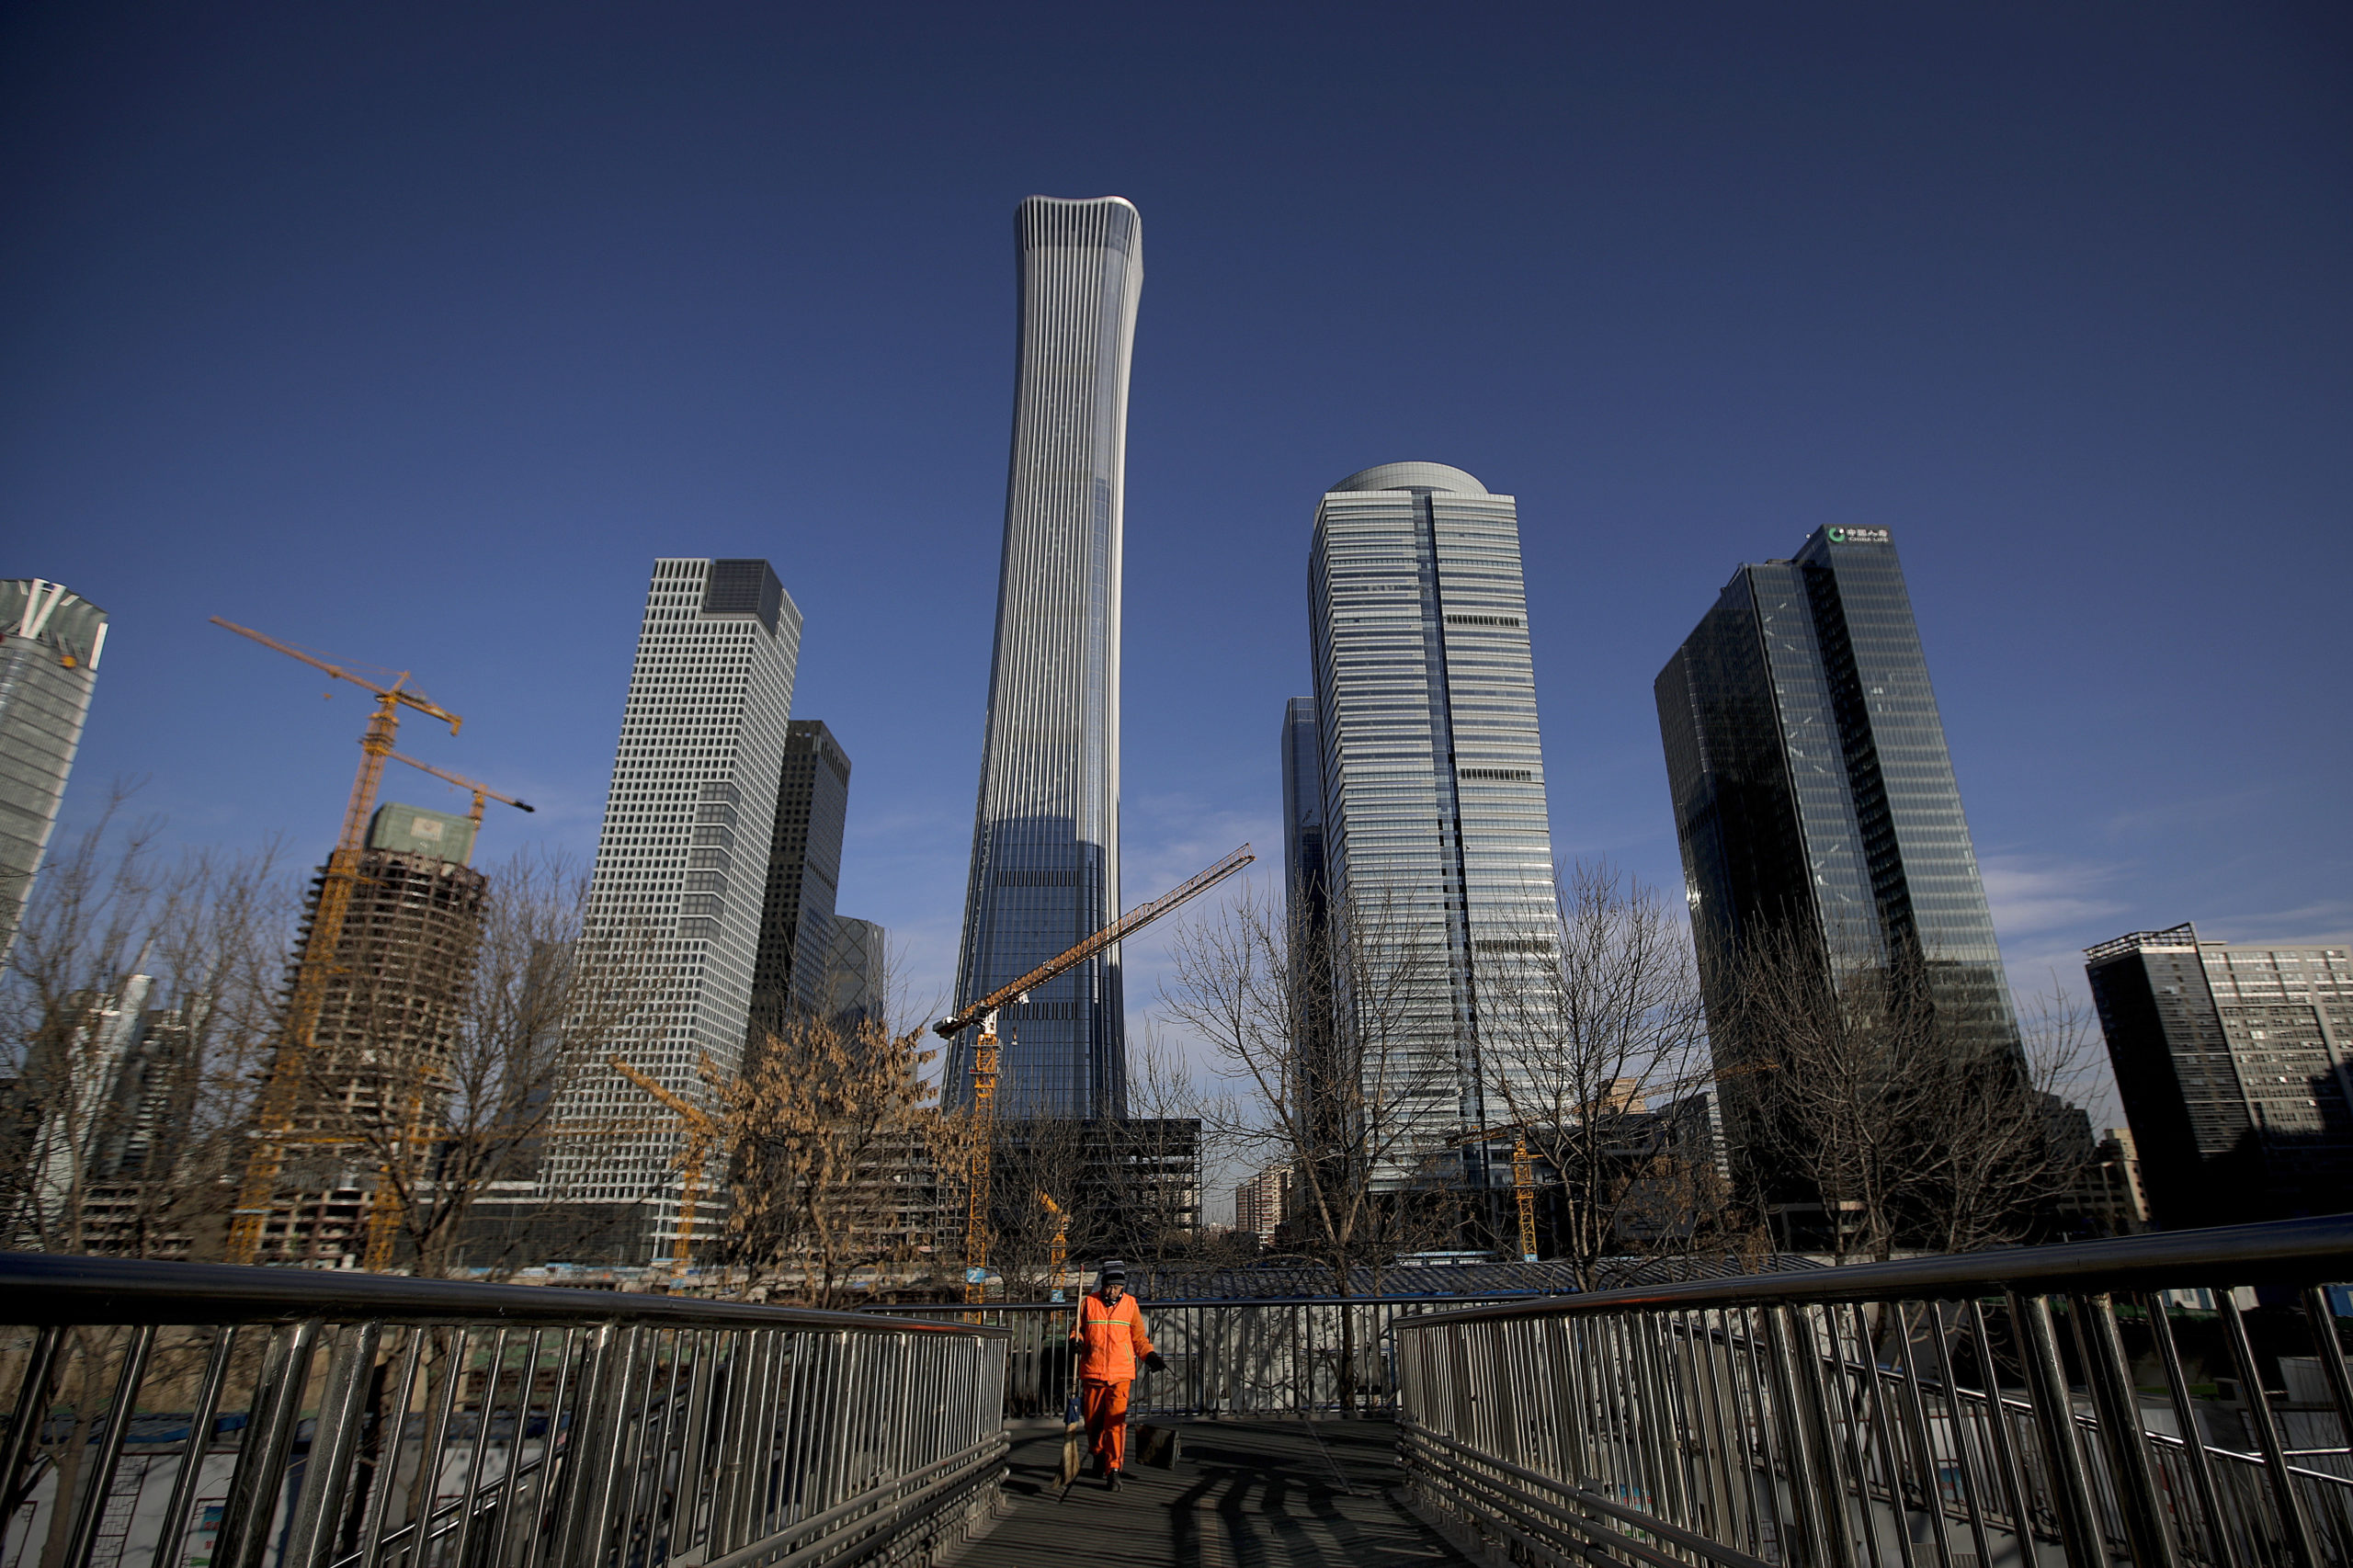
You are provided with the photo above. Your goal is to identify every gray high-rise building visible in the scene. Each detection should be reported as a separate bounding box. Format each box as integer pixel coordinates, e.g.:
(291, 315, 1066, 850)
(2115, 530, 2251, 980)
(544, 558, 800, 1265)
(1307, 462, 1561, 1176)
(1655, 525, 2021, 1201)
(0, 580, 108, 965)
(2085, 926, 2352, 1230)
(751, 720, 849, 1032)
(1281, 697, 1327, 934)
(949, 195, 1142, 1120)
(819, 915, 888, 1027)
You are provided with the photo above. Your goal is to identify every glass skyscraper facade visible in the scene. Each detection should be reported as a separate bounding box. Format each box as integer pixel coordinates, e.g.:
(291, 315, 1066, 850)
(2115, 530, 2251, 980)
(1307, 462, 1561, 1175)
(1655, 526, 2021, 1179)
(544, 557, 800, 1263)
(1281, 696, 1327, 933)
(751, 719, 849, 1029)
(950, 196, 1142, 1120)
(0, 580, 108, 967)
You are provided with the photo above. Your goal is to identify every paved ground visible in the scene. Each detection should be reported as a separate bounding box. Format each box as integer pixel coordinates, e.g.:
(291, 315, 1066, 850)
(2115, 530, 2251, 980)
(950, 1415, 1474, 1568)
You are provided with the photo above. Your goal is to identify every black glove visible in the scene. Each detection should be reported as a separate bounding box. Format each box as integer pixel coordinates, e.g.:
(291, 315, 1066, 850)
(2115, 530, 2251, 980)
(1143, 1351, 1168, 1374)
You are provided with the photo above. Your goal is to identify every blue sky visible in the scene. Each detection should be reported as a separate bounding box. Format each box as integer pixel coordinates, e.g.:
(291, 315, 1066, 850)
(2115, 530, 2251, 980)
(7, 3, 2349, 1132)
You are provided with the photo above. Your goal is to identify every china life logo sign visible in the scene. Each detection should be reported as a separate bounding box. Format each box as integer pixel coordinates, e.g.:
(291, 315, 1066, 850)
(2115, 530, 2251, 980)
(1826, 526, 1891, 545)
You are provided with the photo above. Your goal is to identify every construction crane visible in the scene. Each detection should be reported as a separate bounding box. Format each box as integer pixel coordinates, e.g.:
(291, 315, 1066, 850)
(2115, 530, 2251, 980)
(1449, 1123, 1543, 1264)
(356, 752, 537, 1271)
(1039, 1190, 1070, 1301)
(214, 618, 463, 1268)
(937, 844, 1254, 1304)
(387, 751, 535, 849)
(608, 1054, 724, 1278)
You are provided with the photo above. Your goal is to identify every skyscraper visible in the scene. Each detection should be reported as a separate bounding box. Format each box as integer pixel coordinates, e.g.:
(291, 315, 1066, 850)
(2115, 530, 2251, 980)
(258, 801, 491, 1267)
(1307, 462, 1561, 1174)
(2084, 926, 2353, 1230)
(545, 558, 800, 1264)
(1281, 697, 1327, 933)
(1654, 525, 2021, 1197)
(950, 196, 1142, 1120)
(751, 719, 849, 1032)
(818, 915, 888, 1026)
(0, 579, 108, 965)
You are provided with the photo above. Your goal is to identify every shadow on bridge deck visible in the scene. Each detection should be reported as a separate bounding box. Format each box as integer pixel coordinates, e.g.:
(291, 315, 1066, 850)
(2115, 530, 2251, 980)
(953, 1415, 1473, 1568)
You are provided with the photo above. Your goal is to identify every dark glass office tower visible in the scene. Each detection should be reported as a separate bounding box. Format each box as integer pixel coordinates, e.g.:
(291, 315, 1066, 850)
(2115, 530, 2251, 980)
(950, 196, 1142, 1119)
(1656, 526, 2021, 1185)
(751, 720, 850, 1035)
(1281, 697, 1327, 934)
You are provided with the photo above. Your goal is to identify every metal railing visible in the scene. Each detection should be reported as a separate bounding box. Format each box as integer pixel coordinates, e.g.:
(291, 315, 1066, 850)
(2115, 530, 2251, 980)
(0, 1253, 1009, 1568)
(868, 1294, 1539, 1419)
(1392, 1215, 2353, 1568)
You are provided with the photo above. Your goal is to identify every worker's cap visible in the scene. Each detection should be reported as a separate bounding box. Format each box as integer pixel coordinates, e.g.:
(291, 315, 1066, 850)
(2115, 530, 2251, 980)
(1097, 1259, 1128, 1282)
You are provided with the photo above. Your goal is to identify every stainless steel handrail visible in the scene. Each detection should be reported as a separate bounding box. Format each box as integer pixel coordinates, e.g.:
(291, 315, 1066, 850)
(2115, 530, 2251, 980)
(0, 1253, 1010, 1568)
(3, 1250, 1011, 1334)
(1399, 1213, 2353, 1324)
(1392, 1217, 2353, 1568)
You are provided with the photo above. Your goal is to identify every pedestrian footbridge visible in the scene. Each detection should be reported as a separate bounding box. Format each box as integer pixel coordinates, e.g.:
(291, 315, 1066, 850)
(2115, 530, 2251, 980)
(5, 1216, 2350, 1567)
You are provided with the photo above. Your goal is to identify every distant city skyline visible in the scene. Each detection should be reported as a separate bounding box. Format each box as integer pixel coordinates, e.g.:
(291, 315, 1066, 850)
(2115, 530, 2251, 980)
(9, 9, 2349, 1179)
(949, 195, 1143, 1121)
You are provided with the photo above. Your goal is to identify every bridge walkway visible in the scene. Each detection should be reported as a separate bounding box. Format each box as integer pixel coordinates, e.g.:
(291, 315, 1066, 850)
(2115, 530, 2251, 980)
(955, 1415, 1473, 1568)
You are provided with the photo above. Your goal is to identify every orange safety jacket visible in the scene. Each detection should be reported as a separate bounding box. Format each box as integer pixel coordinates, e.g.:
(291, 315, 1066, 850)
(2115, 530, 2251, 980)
(1069, 1289, 1154, 1382)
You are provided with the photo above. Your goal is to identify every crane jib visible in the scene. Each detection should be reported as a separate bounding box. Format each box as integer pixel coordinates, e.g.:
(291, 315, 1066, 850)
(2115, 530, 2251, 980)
(933, 844, 1254, 1039)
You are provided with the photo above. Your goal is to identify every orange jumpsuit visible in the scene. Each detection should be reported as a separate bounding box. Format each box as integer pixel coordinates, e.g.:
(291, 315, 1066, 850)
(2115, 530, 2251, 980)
(1070, 1288, 1154, 1471)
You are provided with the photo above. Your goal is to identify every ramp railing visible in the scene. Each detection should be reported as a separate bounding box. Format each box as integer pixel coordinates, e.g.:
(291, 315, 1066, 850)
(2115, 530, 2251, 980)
(1392, 1216, 2353, 1568)
(869, 1294, 1536, 1419)
(0, 1253, 1009, 1568)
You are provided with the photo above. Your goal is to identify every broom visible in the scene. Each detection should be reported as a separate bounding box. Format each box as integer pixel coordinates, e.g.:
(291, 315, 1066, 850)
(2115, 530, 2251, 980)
(1057, 1383, 1084, 1495)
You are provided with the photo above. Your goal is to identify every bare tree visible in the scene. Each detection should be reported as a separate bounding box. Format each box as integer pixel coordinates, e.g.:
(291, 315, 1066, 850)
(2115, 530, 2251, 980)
(1160, 882, 1460, 1407)
(1474, 862, 1715, 1289)
(719, 1011, 944, 1307)
(1909, 983, 2101, 1254)
(1726, 926, 2094, 1262)
(2, 797, 291, 1257)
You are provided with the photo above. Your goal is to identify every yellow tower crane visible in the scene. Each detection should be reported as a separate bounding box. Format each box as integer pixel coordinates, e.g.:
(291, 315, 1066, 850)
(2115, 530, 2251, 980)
(934, 844, 1254, 1304)
(608, 1054, 723, 1278)
(214, 618, 465, 1268)
(386, 751, 535, 851)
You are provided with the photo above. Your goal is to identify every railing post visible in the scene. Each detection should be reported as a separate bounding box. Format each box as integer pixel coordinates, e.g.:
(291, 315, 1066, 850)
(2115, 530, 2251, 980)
(216, 1316, 324, 1568)
(59, 1323, 156, 1568)
(1764, 1302, 1848, 1568)
(2010, 1292, 2106, 1568)
(2216, 1292, 2325, 1568)
(2074, 1292, 2181, 1568)
(279, 1321, 381, 1568)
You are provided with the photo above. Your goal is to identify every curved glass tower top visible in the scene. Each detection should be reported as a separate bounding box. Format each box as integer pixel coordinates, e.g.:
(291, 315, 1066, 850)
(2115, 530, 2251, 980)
(951, 196, 1142, 1119)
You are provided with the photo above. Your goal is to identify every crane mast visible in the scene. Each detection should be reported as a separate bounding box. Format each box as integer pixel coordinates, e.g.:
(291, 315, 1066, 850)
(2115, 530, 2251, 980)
(213, 619, 462, 1268)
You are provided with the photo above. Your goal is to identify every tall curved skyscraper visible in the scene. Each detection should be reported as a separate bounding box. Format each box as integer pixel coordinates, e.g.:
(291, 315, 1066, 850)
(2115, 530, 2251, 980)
(950, 195, 1142, 1119)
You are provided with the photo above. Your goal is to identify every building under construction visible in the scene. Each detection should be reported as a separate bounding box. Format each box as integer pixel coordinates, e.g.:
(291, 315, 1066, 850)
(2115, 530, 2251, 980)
(252, 801, 488, 1266)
